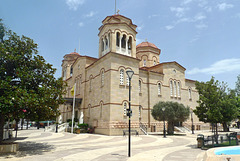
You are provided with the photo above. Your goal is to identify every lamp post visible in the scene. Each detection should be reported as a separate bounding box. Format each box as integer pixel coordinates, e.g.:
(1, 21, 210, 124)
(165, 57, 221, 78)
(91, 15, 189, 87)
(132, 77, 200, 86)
(162, 107, 166, 138)
(126, 70, 134, 157)
(191, 109, 194, 134)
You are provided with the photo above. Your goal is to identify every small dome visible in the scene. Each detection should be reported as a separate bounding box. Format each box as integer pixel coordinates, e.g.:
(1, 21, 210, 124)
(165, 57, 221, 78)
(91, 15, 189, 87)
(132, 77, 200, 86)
(137, 41, 159, 49)
(69, 52, 80, 56)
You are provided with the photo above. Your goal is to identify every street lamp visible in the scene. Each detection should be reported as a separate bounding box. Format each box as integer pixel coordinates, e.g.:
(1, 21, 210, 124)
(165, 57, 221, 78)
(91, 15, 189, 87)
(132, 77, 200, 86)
(126, 70, 134, 157)
(162, 107, 166, 138)
(190, 109, 194, 134)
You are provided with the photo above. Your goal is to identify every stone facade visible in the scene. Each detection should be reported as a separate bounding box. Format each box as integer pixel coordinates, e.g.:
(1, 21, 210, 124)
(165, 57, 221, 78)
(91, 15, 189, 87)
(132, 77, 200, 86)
(59, 14, 206, 135)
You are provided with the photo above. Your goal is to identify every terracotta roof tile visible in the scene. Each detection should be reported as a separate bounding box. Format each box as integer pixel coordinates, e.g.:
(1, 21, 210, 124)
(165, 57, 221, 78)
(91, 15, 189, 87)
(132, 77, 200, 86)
(136, 42, 159, 49)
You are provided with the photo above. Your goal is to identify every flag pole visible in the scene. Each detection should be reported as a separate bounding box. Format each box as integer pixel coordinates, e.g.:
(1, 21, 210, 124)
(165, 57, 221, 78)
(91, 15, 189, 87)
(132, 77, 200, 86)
(71, 83, 76, 133)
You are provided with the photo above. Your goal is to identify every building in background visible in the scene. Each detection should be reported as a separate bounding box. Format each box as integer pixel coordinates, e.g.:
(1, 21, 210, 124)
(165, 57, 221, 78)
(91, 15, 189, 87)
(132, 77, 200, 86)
(59, 14, 205, 135)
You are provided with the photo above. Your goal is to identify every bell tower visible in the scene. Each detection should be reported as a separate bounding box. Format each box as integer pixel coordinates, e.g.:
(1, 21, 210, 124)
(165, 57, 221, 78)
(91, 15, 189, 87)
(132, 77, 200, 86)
(98, 14, 137, 58)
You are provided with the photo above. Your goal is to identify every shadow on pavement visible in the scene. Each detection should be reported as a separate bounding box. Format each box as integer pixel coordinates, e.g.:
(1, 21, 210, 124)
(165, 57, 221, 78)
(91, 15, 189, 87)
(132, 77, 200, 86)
(0, 141, 55, 158)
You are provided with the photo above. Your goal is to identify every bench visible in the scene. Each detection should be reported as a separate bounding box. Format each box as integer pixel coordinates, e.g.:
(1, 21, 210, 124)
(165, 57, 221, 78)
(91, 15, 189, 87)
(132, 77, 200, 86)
(123, 130, 139, 136)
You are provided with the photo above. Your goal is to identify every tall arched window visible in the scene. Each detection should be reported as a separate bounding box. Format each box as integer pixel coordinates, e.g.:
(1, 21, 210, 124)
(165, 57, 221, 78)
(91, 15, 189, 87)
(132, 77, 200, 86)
(70, 66, 73, 76)
(170, 80, 173, 96)
(189, 88, 192, 100)
(123, 102, 127, 116)
(174, 81, 177, 97)
(128, 37, 132, 50)
(139, 106, 142, 119)
(88, 105, 91, 117)
(100, 103, 103, 119)
(79, 77, 81, 94)
(177, 82, 181, 97)
(143, 59, 146, 67)
(63, 68, 67, 80)
(139, 80, 141, 93)
(89, 76, 92, 92)
(101, 38, 104, 52)
(126, 76, 129, 86)
(105, 36, 108, 49)
(101, 71, 104, 87)
(121, 35, 126, 48)
(120, 69, 124, 85)
(116, 32, 120, 47)
(158, 82, 161, 95)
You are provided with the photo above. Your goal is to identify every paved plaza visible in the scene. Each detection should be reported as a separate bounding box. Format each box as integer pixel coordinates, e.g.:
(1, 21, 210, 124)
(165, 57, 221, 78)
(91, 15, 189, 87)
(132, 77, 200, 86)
(0, 129, 207, 161)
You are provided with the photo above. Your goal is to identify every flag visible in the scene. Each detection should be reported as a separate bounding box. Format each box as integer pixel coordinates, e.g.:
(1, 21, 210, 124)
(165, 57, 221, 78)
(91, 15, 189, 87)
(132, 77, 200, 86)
(71, 84, 75, 96)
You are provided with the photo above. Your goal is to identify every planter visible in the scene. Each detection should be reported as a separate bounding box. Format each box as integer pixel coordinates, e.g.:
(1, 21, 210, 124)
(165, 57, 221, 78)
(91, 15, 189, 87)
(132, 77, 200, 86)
(0, 143, 19, 153)
(76, 129, 81, 134)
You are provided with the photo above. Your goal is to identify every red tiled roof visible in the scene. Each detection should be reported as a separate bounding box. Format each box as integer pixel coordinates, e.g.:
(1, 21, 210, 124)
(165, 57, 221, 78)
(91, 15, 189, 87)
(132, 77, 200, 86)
(137, 42, 159, 49)
(68, 52, 80, 56)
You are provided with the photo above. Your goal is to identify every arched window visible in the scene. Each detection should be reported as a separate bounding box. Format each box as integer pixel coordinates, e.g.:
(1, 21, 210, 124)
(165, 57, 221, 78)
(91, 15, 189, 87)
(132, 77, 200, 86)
(139, 106, 142, 119)
(100, 103, 103, 119)
(139, 80, 141, 93)
(70, 66, 73, 76)
(170, 80, 173, 96)
(116, 32, 120, 47)
(89, 76, 92, 91)
(158, 82, 161, 95)
(101, 38, 104, 52)
(177, 82, 181, 97)
(63, 68, 67, 80)
(105, 36, 108, 49)
(88, 105, 91, 117)
(121, 35, 126, 48)
(154, 60, 156, 65)
(120, 69, 124, 85)
(143, 59, 146, 67)
(123, 102, 127, 116)
(126, 76, 129, 86)
(128, 37, 132, 50)
(189, 88, 192, 100)
(101, 71, 104, 87)
(79, 77, 81, 94)
(174, 81, 177, 97)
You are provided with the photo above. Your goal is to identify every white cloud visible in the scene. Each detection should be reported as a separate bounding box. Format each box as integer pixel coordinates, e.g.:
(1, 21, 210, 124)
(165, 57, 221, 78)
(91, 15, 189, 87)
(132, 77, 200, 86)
(217, 3, 234, 11)
(148, 14, 159, 19)
(78, 22, 84, 27)
(194, 13, 206, 21)
(195, 23, 208, 29)
(187, 58, 240, 75)
(170, 7, 189, 18)
(66, 0, 85, 11)
(137, 24, 144, 31)
(84, 11, 97, 18)
(181, 0, 193, 5)
(165, 25, 174, 30)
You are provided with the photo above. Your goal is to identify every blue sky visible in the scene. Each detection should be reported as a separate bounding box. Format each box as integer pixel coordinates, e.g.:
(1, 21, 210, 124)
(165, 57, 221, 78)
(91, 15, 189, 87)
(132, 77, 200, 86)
(1, 0, 240, 89)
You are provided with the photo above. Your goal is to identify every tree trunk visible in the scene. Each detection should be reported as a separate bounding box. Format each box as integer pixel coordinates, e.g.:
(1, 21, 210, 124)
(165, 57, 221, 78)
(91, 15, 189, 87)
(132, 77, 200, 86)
(167, 121, 174, 135)
(21, 118, 24, 130)
(15, 119, 19, 138)
(0, 113, 5, 143)
(27, 120, 29, 130)
(222, 122, 229, 132)
(215, 123, 218, 144)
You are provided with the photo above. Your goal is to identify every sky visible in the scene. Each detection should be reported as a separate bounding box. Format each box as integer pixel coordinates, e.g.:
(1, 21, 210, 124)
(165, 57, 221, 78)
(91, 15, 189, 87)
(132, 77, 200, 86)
(1, 0, 240, 89)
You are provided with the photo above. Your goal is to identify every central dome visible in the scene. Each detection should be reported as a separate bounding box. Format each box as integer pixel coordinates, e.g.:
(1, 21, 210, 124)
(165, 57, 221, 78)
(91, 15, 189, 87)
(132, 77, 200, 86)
(136, 42, 159, 49)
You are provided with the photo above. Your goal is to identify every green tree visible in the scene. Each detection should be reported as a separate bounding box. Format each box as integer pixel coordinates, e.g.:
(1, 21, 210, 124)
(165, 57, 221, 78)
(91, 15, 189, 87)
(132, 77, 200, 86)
(194, 77, 238, 135)
(151, 101, 190, 135)
(0, 20, 66, 143)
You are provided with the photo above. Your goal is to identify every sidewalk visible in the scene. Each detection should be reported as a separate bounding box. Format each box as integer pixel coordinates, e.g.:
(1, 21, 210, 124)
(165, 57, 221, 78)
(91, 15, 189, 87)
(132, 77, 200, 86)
(1, 128, 227, 161)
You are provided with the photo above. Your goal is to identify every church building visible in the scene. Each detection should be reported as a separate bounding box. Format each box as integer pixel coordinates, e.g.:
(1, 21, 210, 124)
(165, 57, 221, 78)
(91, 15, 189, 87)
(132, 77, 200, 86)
(59, 14, 204, 135)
